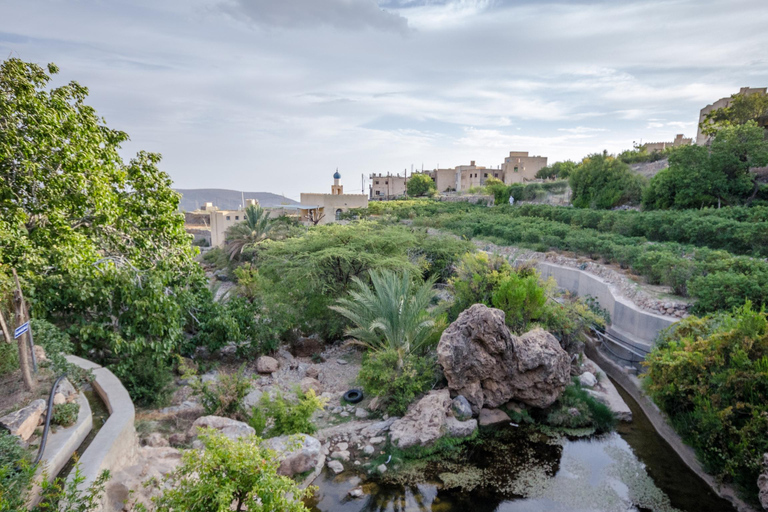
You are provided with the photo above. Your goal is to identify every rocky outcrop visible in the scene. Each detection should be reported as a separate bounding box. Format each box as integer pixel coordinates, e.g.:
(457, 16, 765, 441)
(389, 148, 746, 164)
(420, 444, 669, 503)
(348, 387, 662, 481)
(389, 389, 477, 449)
(437, 304, 570, 413)
(264, 434, 323, 477)
(758, 454, 768, 510)
(478, 408, 509, 426)
(188, 415, 255, 441)
(0, 399, 46, 442)
(256, 356, 279, 374)
(106, 446, 182, 511)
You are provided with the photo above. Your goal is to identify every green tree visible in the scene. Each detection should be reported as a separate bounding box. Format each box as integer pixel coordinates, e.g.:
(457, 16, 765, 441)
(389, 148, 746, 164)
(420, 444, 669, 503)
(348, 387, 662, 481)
(642, 145, 717, 209)
(536, 160, 576, 180)
(491, 270, 549, 332)
(225, 204, 274, 261)
(702, 90, 768, 138)
(406, 173, 436, 197)
(331, 269, 438, 365)
(569, 153, 645, 209)
(143, 429, 311, 512)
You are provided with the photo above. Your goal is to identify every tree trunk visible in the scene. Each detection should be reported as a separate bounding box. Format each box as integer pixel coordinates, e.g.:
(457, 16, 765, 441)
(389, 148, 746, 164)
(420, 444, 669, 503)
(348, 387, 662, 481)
(12, 269, 35, 392)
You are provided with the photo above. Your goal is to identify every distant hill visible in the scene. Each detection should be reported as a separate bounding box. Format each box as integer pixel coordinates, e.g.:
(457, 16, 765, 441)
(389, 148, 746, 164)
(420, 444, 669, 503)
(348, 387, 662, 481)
(175, 189, 299, 211)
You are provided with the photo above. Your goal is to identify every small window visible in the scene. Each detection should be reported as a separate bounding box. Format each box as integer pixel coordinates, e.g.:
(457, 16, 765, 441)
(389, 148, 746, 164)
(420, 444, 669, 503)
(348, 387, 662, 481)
(385, 181, 388, 184)
(235, 216, 239, 220)
(226, 216, 230, 220)
(514, 167, 519, 172)
(494, 173, 498, 177)
(484, 173, 488, 178)
(375, 181, 379, 185)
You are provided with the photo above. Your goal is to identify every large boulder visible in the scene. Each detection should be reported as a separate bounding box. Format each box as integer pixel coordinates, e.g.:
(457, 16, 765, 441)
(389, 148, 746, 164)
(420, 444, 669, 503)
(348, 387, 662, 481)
(264, 434, 322, 476)
(437, 304, 570, 413)
(0, 399, 46, 442)
(256, 356, 279, 374)
(188, 415, 255, 441)
(389, 389, 452, 449)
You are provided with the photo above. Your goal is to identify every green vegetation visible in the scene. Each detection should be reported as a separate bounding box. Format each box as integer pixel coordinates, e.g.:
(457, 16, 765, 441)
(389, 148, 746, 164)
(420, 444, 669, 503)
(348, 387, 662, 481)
(484, 178, 568, 206)
(569, 152, 646, 209)
(224, 204, 274, 261)
(406, 173, 437, 197)
(701, 89, 768, 138)
(535, 160, 577, 180)
(51, 402, 80, 427)
(249, 389, 327, 437)
(190, 366, 253, 422)
(618, 144, 680, 164)
(644, 302, 768, 500)
(140, 429, 311, 512)
(357, 349, 438, 416)
(643, 123, 768, 209)
(544, 381, 616, 433)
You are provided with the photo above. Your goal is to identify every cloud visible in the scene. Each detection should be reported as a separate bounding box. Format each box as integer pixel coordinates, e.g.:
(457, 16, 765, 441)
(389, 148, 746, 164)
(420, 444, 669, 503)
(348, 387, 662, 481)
(220, 0, 409, 32)
(558, 126, 607, 135)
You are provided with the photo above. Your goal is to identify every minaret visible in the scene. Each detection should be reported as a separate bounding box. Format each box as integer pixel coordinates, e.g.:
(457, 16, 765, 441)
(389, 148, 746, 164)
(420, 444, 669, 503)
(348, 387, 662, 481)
(331, 169, 343, 195)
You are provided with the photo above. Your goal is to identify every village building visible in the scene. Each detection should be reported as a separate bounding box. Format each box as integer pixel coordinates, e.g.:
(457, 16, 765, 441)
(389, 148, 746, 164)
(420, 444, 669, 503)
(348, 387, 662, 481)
(696, 87, 768, 145)
(298, 170, 368, 224)
(642, 134, 692, 153)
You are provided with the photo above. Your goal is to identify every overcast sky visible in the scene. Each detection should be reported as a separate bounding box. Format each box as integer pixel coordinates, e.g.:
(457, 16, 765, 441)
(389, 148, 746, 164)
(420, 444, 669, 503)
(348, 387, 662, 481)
(2, 0, 767, 199)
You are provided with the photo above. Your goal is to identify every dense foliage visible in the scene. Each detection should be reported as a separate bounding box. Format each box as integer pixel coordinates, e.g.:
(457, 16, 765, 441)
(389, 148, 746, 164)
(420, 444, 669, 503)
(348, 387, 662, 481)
(643, 123, 768, 209)
(535, 160, 577, 180)
(249, 389, 327, 437)
(644, 302, 768, 499)
(357, 349, 438, 416)
(701, 90, 768, 138)
(569, 153, 645, 209)
(140, 429, 311, 512)
(406, 173, 437, 197)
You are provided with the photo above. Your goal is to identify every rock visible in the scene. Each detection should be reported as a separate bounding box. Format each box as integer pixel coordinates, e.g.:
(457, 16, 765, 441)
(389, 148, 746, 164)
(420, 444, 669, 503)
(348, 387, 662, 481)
(363, 445, 375, 455)
(306, 365, 320, 379)
(331, 450, 350, 461)
(451, 395, 473, 421)
(340, 411, 350, 417)
(369, 436, 385, 445)
(437, 304, 570, 413)
(106, 447, 182, 511)
(349, 487, 364, 498)
(292, 335, 324, 358)
(0, 399, 46, 442)
(242, 389, 264, 410)
(256, 356, 279, 374)
(337, 359, 348, 365)
(327, 460, 344, 474)
(55, 378, 77, 404)
(336, 442, 349, 451)
(758, 454, 768, 510)
(478, 408, 509, 427)
(188, 415, 255, 441)
(33, 345, 47, 363)
(368, 396, 381, 411)
(567, 407, 581, 417)
(445, 416, 478, 438)
(168, 433, 187, 447)
(53, 393, 66, 406)
(200, 371, 218, 383)
(579, 371, 597, 388)
(142, 432, 169, 447)
(219, 343, 238, 361)
(264, 434, 322, 477)
(355, 408, 369, 419)
(377, 464, 387, 474)
(300, 377, 323, 395)
(389, 389, 451, 449)
(360, 417, 397, 437)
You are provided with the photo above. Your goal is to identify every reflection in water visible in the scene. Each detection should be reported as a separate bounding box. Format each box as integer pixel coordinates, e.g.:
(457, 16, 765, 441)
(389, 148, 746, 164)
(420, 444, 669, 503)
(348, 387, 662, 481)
(306, 425, 735, 512)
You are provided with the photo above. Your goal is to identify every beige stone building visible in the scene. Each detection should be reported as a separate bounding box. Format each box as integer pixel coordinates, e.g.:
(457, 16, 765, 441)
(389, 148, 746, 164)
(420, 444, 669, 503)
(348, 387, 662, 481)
(502, 151, 548, 184)
(642, 134, 692, 153)
(369, 172, 408, 199)
(298, 170, 368, 224)
(697, 87, 768, 145)
(209, 199, 262, 247)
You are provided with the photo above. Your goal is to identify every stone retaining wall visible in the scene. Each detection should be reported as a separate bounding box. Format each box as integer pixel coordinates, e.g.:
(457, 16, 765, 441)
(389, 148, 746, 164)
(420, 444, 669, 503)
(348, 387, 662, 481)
(65, 356, 138, 508)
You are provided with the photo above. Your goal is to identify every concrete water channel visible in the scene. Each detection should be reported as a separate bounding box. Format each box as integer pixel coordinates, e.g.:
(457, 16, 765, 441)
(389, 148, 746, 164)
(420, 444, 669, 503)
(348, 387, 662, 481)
(305, 380, 736, 512)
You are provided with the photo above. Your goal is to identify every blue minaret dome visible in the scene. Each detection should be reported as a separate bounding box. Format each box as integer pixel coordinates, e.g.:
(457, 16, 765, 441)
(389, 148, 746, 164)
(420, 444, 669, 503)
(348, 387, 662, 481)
(333, 169, 341, 180)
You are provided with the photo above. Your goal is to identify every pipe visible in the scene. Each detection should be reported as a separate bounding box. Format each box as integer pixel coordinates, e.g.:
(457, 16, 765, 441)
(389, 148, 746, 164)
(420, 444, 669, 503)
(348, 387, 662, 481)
(33, 374, 66, 467)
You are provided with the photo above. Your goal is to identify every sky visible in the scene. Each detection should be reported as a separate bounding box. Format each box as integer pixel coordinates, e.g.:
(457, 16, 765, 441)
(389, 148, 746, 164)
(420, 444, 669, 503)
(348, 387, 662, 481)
(2, 0, 767, 200)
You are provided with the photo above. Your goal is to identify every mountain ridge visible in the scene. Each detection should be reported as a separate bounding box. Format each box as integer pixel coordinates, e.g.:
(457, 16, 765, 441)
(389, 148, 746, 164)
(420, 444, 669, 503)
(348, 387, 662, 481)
(175, 188, 299, 211)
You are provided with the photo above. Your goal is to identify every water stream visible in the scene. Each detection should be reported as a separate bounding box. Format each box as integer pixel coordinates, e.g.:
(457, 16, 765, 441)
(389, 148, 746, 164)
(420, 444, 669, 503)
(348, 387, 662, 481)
(305, 381, 736, 512)
(57, 386, 110, 479)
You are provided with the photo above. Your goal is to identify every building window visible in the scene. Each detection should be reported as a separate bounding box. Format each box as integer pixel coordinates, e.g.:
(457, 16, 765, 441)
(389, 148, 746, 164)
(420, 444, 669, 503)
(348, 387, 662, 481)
(484, 173, 488, 178)
(375, 190, 381, 196)
(385, 181, 388, 184)
(226, 216, 230, 220)
(375, 181, 379, 185)
(514, 167, 519, 172)
(335, 209, 343, 220)
(494, 173, 498, 177)
(235, 216, 239, 220)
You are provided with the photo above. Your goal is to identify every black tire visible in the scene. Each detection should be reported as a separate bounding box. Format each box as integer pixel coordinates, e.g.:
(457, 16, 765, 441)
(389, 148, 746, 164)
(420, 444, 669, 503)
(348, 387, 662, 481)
(343, 389, 364, 404)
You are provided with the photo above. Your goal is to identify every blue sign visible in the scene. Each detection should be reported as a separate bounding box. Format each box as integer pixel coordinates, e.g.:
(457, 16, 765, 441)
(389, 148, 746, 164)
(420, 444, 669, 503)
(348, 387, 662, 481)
(14, 322, 29, 339)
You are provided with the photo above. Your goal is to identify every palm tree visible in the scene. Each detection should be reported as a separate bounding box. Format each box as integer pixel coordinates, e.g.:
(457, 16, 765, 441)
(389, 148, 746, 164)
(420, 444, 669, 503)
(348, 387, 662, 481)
(330, 270, 438, 367)
(225, 205, 273, 261)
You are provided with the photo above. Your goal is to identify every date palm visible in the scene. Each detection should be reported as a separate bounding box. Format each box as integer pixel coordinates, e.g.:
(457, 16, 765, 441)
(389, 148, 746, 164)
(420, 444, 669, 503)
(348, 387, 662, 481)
(331, 269, 438, 367)
(225, 205, 273, 261)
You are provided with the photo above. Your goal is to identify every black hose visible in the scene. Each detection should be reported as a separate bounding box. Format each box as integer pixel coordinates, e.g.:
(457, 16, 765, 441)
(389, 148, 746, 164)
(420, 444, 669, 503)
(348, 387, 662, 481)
(33, 374, 66, 467)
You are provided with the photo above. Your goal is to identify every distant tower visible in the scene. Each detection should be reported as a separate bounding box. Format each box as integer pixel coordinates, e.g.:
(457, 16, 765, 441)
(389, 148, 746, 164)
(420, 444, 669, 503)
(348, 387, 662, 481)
(331, 169, 343, 195)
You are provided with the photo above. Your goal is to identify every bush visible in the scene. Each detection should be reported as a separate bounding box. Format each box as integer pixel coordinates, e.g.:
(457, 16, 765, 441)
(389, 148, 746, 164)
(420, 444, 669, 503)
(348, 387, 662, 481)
(545, 382, 616, 433)
(248, 388, 327, 437)
(190, 367, 252, 422)
(113, 355, 174, 408)
(407, 173, 437, 197)
(569, 153, 645, 209)
(140, 428, 311, 512)
(448, 252, 512, 320)
(357, 349, 438, 416)
(644, 302, 768, 499)
(52, 402, 80, 427)
(491, 269, 550, 332)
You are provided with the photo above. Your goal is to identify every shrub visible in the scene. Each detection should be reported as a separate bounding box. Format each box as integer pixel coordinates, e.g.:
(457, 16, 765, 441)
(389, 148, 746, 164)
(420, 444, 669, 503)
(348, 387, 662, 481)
(407, 173, 437, 197)
(448, 252, 512, 320)
(140, 428, 311, 512)
(357, 349, 438, 416)
(0, 341, 18, 376)
(491, 270, 550, 332)
(52, 402, 80, 427)
(191, 367, 252, 422)
(545, 382, 616, 433)
(644, 302, 768, 498)
(569, 153, 645, 209)
(248, 388, 327, 437)
(112, 355, 174, 408)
